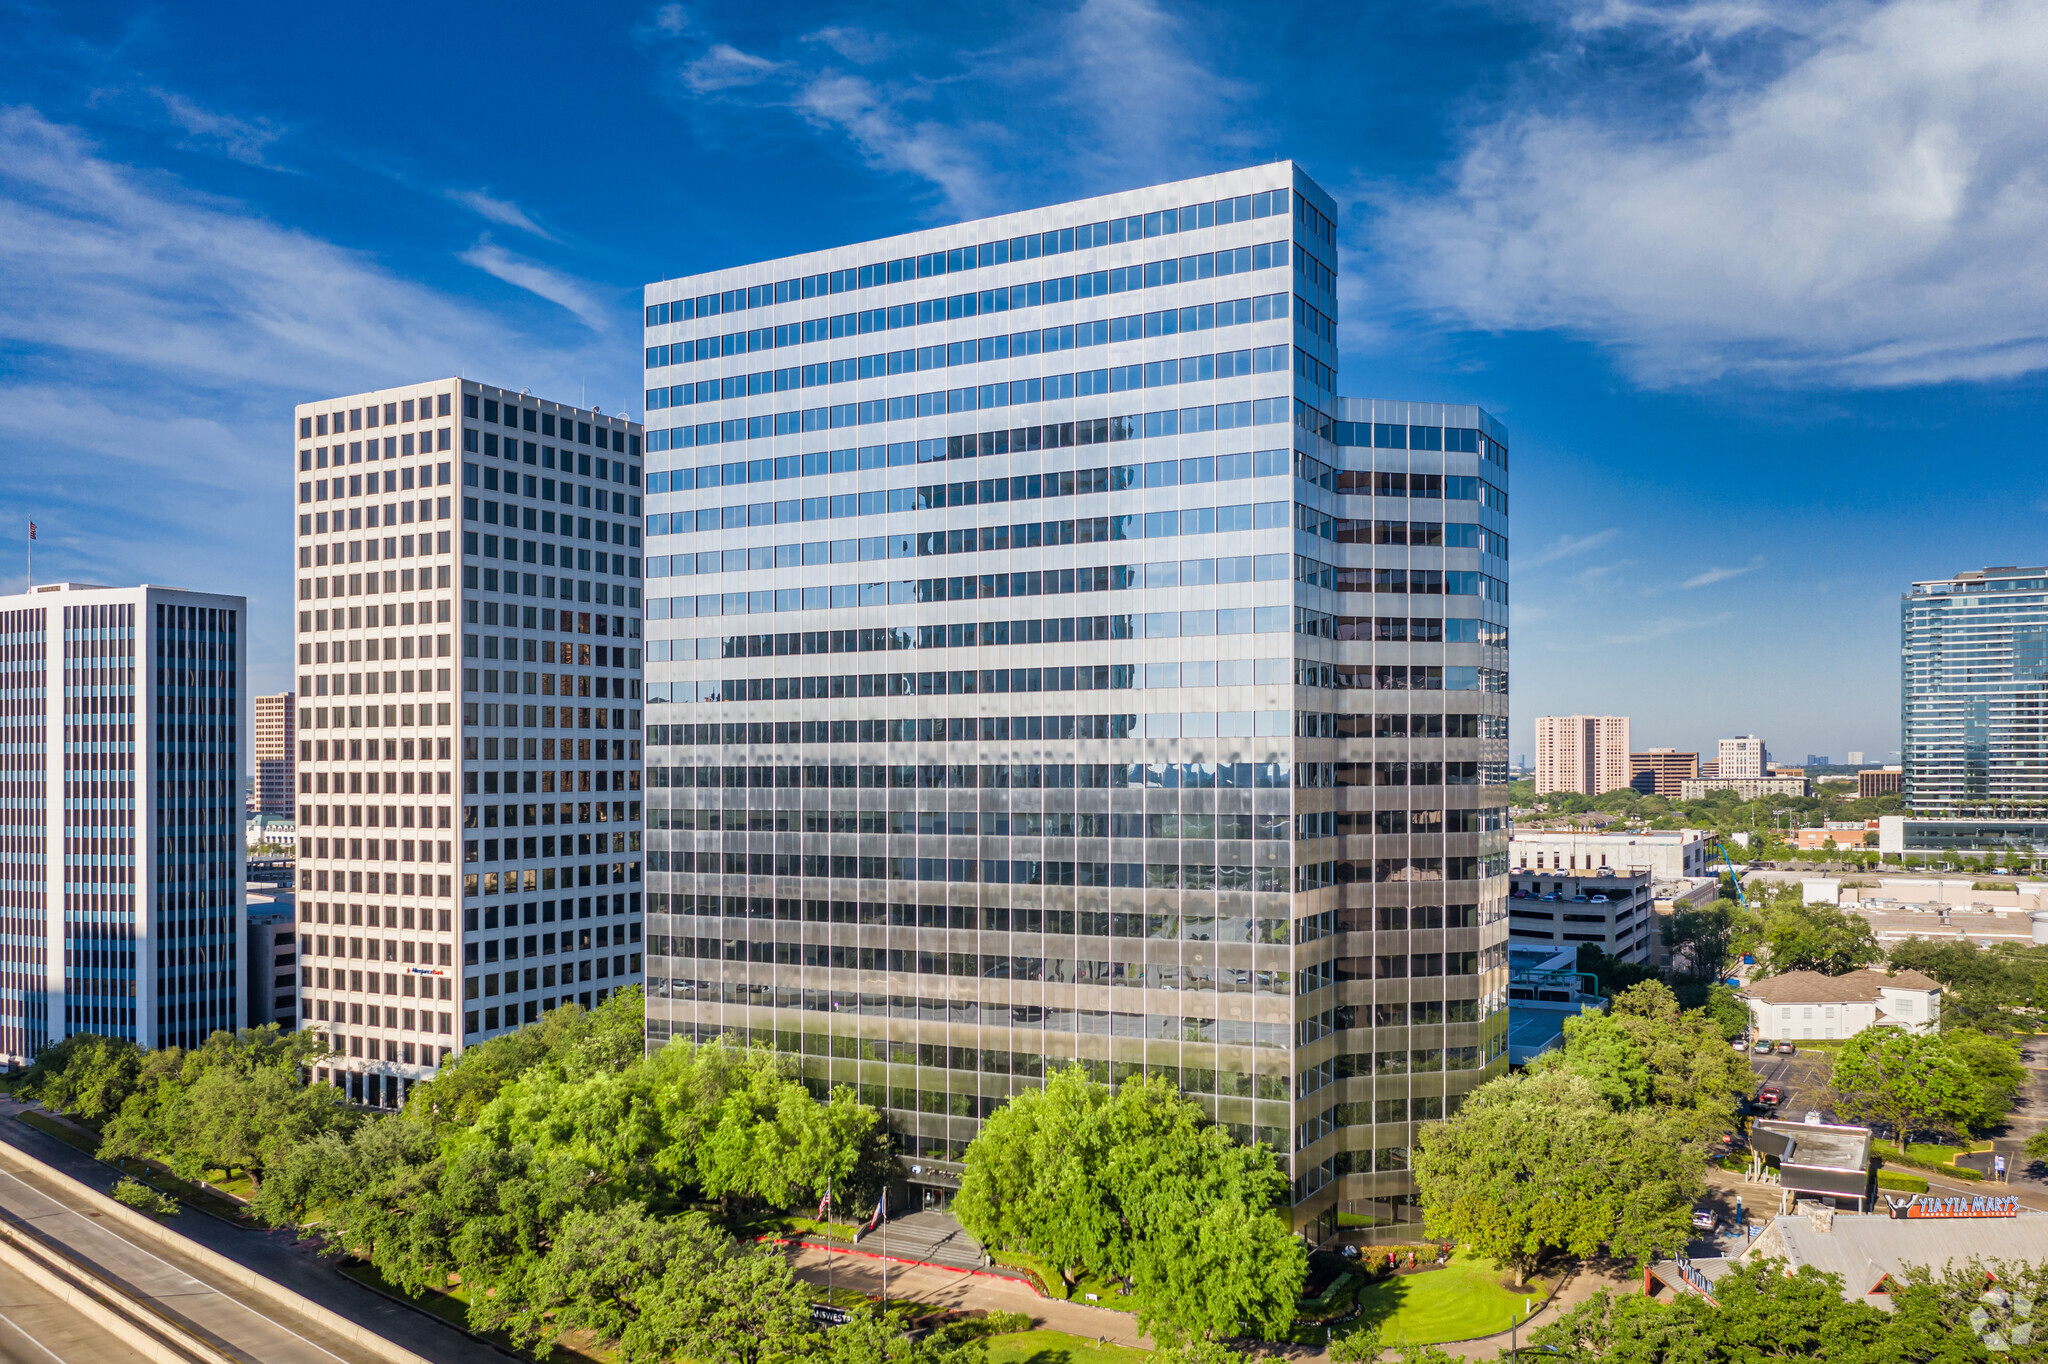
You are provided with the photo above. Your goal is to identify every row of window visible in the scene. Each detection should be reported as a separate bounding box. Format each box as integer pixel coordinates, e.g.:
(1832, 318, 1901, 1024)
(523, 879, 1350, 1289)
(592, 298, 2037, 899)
(642, 759, 1501, 795)
(648, 189, 1305, 327)
(651, 338, 1299, 412)
(652, 709, 1497, 748)
(301, 393, 452, 438)
(463, 395, 638, 457)
(650, 394, 1297, 453)
(650, 236, 1303, 364)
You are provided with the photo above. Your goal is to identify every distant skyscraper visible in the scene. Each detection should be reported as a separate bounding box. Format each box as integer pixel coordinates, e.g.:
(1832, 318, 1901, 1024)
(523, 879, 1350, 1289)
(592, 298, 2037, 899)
(1903, 566, 2048, 814)
(1846, 751, 1865, 766)
(638, 164, 1512, 1240)
(254, 692, 296, 818)
(291, 379, 645, 1109)
(0, 581, 245, 1067)
(1628, 748, 1698, 798)
(1718, 735, 1768, 779)
(1534, 715, 1631, 795)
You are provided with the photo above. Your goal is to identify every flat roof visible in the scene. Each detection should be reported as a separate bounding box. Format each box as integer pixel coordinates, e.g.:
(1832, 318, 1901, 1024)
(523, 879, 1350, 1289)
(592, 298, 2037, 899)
(1753, 1119, 1870, 1172)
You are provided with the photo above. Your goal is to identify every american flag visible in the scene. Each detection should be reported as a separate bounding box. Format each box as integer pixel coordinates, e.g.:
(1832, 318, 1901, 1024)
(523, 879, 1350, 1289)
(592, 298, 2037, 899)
(27, 523, 34, 540)
(817, 1180, 831, 1221)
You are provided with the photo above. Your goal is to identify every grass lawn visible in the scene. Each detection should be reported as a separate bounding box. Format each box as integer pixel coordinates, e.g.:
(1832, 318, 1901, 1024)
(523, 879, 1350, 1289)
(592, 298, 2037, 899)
(19, 1110, 102, 1155)
(985, 1330, 1151, 1364)
(1338, 1251, 1549, 1348)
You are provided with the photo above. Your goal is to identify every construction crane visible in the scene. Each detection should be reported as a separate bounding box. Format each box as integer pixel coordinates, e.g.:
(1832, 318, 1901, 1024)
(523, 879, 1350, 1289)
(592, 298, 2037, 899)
(1713, 840, 1749, 906)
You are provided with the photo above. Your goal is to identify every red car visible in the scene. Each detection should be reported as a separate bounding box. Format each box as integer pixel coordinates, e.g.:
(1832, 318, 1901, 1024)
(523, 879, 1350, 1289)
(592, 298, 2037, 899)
(1758, 1085, 1785, 1107)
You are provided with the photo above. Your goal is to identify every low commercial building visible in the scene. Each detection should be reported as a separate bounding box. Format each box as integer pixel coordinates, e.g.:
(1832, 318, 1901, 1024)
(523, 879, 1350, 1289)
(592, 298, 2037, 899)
(1510, 828, 1709, 880)
(1737, 968, 1941, 1040)
(1648, 1199, 2046, 1311)
(245, 814, 297, 852)
(1509, 870, 1655, 963)
(1790, 821, 1879, 851)
(1858, 767, 1903, 799)
(1680, 776, 1811, 800)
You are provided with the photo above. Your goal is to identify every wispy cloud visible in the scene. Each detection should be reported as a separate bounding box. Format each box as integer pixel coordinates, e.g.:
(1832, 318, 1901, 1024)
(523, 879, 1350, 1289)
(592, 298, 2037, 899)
(1377, 0, 2048, 387)
(642, 0, 1254, 219)
(0, 106, 619, 687)
(1680, 556, 1766, 589)
(1524, 527, 1620, 568)
(459, 241, 610, 332)
(448, 189, 553, 239)
(1604, 611, 1733, 645)
(150, 89, 290, 168)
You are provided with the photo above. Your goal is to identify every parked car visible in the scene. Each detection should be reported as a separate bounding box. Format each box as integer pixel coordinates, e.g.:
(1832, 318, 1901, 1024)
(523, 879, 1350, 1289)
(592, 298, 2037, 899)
(1732, 1038, 1751, 1052)
(1776, 1041, 1796, 1055)
(1752, 1039, 1774, 1053)
(1691, 1207, 1722, 1232)
(1588, 894, 1610, 903)
(1758, 1085, 1786, 1107)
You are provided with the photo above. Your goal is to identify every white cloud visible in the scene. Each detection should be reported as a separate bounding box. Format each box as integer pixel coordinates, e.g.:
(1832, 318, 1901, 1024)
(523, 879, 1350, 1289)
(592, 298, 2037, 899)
(0, 106, 619, 685)
(1680, 557, 1765, 588)
(1524, 527, 1620, 568)
(459, 241, 610, 332)
(1379, 0, 2048, 387)
(151, 89, 290, 168)
(1604, 611, 1733, 644)
(646, 0, 1250, 219)
(683, 42, 779, 92)
(449, 188, 553, 239)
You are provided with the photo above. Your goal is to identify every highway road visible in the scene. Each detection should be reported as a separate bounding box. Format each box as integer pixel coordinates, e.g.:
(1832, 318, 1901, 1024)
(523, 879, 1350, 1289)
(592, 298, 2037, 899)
(0, 1099, 505, 1364)
(0, 1270, 152, 1364)
(0, 1151, 365, 1364)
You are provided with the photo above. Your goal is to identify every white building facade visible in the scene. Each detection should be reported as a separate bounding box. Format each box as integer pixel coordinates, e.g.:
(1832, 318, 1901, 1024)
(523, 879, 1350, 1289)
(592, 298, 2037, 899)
(1737, 968, 1941, 1040)
(0, 582, 246, 1067)
(1509, 828, 1709, 880)
(291, 379, 645, 1108)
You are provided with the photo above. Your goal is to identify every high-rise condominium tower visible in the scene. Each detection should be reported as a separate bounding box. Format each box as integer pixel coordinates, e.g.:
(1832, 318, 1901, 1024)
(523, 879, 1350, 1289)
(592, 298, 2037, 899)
(0, 581, 245, 1067)
(1903, 566, 2048, 814)
(253, 692, 296, 817)
(1533, 715, 1631, 796)
(290, 379, 646, 1109)
(637, 164, 1510, 1237)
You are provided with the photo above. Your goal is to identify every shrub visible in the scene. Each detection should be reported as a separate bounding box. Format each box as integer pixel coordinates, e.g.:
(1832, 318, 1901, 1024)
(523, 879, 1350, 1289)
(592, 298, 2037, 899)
(112, 1177, 181, 1217)
(932, 1309, 1035, 1344)
(1876, 1171, 1930, 1193)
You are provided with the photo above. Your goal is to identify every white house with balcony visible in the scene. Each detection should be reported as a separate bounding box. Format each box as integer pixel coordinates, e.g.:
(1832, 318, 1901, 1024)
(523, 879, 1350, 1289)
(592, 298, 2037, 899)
(1736, 968, 1941, 1040)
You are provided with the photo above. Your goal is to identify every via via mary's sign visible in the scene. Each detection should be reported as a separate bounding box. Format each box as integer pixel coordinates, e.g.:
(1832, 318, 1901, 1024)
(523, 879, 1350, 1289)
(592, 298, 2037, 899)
(1885, 1193, 2022, 1220)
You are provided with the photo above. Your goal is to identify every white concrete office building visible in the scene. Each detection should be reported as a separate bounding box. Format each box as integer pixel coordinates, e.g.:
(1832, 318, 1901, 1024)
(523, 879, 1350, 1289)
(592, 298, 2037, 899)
(0, 581, 246, 1067)
(291, 379, 645, 1108)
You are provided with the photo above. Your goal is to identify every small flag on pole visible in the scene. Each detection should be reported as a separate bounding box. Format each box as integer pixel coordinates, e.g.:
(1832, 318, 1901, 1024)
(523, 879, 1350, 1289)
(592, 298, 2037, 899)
(817, 1180, 831, 1221)
(27, 523, 35, 540)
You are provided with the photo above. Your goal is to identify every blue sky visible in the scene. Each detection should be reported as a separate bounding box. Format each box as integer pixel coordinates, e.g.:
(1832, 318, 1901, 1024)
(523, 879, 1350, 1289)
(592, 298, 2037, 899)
(3, 0, 2046, 766)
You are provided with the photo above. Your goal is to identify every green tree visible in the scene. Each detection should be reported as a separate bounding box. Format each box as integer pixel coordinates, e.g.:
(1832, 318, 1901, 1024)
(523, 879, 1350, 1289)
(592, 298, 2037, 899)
(24, 1033, 142, 1122)
(956, 1067, 1301, 1341)
(1537, 982, 1750, 1131)
(1412, 1070, 1702, 1286)
(1941, 1028, 2027, 1134)
(1828, 1030, 1976, 1149)
(1756, 898, 1882, 976)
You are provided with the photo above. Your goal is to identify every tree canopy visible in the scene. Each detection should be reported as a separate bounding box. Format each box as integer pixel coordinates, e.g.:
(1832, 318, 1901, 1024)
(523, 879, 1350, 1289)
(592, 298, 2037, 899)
(1828, 1027, 2020, 1148)
(953, 1065, 1304, 1344)
(1412, 1069, 1703, 1286)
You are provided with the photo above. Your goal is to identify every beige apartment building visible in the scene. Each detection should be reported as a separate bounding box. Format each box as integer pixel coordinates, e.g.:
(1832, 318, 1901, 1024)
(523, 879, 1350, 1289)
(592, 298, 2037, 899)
(1534, 714, 1632, 795)
(254, 692, 296, 818)
(1718, 734, 1768, 779)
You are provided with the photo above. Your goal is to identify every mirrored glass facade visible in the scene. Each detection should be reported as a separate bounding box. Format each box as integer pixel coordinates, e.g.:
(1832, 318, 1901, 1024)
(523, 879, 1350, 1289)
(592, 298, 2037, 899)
(638, 165, 1512, 1237)
(1903, 566, 2048, 814)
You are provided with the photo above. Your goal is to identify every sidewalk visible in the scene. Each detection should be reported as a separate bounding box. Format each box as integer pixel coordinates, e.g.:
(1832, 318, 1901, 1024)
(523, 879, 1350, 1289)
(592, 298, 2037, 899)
(782, 1245, 1154, 1349)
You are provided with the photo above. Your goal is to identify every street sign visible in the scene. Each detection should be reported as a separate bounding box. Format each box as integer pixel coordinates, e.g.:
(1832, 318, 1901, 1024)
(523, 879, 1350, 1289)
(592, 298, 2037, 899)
(811, 1305, 852, 1327)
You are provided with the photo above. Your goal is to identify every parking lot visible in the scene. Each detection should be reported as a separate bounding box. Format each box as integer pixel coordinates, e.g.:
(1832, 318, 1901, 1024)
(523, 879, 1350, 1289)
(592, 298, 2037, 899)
(1746, 1045, 1834, 1123)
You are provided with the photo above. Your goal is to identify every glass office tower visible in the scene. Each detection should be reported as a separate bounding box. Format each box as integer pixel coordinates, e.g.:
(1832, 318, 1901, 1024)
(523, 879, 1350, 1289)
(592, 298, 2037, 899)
(1903, 566, 2048, 814)
(638, 165, 1511, 1238)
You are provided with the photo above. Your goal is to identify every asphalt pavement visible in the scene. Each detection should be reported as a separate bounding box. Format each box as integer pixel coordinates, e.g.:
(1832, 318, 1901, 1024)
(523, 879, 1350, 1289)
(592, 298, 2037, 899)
(0, 1266, 154, 1364)
(1745, 1046, 1834, 1123)
(0, 1098, 506, 1364)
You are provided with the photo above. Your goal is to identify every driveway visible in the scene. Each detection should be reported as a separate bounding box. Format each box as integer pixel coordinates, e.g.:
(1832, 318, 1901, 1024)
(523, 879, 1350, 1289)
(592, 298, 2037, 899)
(1747, 1048, 1833, 1122)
